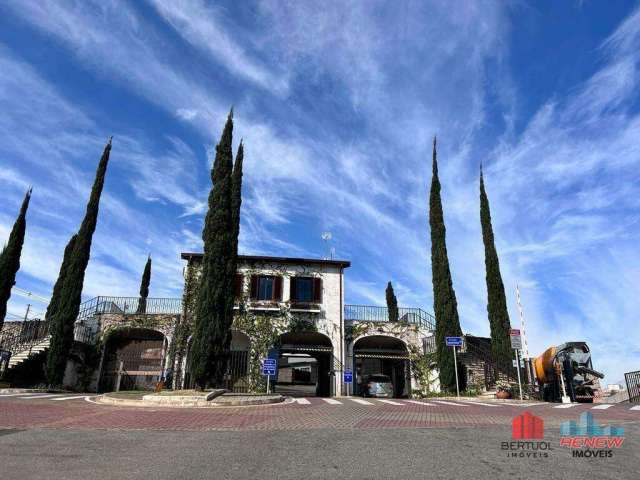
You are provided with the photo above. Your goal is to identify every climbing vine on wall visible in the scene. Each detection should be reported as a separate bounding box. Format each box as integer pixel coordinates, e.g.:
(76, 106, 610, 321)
(408, 344, 438, 397)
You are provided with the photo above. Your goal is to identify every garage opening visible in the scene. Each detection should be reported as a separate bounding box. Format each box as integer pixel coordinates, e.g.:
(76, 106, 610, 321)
(274, 332, 333, 397)
(100, 328, 165, 392)
(353, 335, 410, 398)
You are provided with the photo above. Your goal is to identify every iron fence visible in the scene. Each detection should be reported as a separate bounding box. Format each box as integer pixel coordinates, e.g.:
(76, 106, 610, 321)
(625, 370, 640, 403)
(77, 296, 183, 322)
(344, 304, 435, 330)
(0, 319, 50, 355)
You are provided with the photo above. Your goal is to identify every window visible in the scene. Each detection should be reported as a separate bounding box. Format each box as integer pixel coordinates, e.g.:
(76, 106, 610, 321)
(250, 275, 282, 301)
(257, 277, 274, 300)
(290, 277, 322, 303)
(294, 277, 313, 302)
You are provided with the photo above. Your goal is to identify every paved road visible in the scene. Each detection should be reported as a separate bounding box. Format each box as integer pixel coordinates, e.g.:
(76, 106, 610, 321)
(1, 394, 638, 479)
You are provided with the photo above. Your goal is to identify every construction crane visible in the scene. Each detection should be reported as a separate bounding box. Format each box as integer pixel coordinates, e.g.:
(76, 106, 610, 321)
(534, 342, 604, 403)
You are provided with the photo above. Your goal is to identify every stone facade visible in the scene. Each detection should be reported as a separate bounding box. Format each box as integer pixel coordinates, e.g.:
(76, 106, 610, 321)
(65, 254, 439, 397)
(182, 254, 350, 396)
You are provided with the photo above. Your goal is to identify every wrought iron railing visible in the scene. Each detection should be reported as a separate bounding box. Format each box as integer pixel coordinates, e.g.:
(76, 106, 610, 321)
(344, 304, 435, 330)
(0, 319, 50, 356)
(625, 370, 640, 404)
(77, 296, 183, 322)
(0, 318, 98, 356)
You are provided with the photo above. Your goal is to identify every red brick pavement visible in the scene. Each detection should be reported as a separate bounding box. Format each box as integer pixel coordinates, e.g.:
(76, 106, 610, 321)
(0, 397, 638, 432)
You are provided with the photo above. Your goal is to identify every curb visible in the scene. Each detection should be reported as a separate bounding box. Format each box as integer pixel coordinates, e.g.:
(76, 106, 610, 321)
(427, 396, 543, 404)
(95, 393, 285, 408)
(0, 388, 45, 394)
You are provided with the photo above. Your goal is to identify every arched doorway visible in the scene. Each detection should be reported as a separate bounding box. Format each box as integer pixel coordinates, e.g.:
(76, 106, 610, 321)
(100, 328, 166, 392)
(274, 332, 333, 397)
(353, 335, 410, 397)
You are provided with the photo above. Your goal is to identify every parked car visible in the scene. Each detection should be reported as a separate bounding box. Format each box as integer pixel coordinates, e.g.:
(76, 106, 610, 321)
(361, 374, 393, 398)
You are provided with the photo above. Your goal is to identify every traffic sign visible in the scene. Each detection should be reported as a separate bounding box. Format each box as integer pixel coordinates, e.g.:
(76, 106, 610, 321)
(262, 358, 277, 376)
(509, 329, 522, 350)
(343, 370, 353, 383)
(445, 336, 463, 347)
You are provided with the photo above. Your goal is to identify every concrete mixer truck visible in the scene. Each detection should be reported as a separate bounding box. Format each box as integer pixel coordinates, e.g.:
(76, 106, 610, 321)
(533, 342, 603, 403)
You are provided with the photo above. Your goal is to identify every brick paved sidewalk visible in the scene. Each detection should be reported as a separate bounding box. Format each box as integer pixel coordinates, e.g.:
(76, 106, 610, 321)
(1, 395, 638, 432)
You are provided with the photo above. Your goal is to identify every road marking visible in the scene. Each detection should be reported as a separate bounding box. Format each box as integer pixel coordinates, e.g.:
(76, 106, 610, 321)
(404, 400, 436, 406)
(432, 400, 468, 407)
(513, 403, 545, 407)
(591, 404, 614, 410)
(322, 398, 342, 405)
(19, 394, 65, 399)
(630, 405, 640, 411)
(293, 398, 311, 405)
(376, 399, 404, 406)
(553, 403, 578, 408)
(51, 395, 88, 401)
(0, 393, 34, 397)
(349, 398, 374, 405)
(458, 401, 502, 407)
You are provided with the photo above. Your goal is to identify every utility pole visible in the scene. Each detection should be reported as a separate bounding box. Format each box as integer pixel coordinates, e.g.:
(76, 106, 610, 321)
(23, 303, 31, 322)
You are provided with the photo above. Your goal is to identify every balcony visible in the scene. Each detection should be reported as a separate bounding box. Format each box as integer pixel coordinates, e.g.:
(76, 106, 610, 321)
(344, 304, 435, 330)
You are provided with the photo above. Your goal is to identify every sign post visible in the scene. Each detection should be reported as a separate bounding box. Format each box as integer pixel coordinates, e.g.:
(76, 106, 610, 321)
(445, 336, 463, 398)
(262, 358, 277, 394)
(510, 329, 523, 401)
(343, 370, 353, 396)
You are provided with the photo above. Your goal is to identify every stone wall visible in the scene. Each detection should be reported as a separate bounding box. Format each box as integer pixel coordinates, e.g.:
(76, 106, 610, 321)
(185, 257, 346, 395)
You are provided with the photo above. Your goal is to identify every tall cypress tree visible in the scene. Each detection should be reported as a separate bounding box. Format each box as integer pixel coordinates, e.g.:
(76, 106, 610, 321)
(190, 110, 236, 389)
(480, 167, 512, 365)
(136, 255, 152, 314)
(44, 235, 78, 328)
(429, 137, 463, 392)
(46, 139, 112, 386)
(0, 188, 32, 330)
(230, 140, 243, 258)
(385, 281, 399, 323)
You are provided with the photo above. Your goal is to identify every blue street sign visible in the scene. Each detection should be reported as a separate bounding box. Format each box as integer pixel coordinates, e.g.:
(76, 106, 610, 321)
(445, 336, 463, 347)
(262, 358, 277, 376)
(343, 370, 353, 383)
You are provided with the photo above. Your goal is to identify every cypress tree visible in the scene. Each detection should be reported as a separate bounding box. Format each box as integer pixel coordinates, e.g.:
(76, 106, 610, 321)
(136, 255, 152, 314)
(230, 140, 243, 258)
(44, 235, 78, 329)
(385, 281, 399, 323)
(428, 137, 463, 392)
(480, 167, 512, 365)
(0, 188, 32, 330)
(190, 110, 236, 389)
(46, 139, 112, 386)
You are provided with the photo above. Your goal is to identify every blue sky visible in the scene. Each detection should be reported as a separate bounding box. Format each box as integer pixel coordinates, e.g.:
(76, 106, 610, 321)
(1, 1, 639, 384)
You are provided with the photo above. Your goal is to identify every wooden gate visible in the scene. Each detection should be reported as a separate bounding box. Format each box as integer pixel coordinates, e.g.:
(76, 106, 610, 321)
(101, 337, 164, 392)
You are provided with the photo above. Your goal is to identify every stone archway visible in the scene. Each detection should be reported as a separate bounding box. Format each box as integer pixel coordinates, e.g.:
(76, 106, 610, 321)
(100, 327, 166, 392)
(353, 335, 410, 397)
(273, 331, 334, 397)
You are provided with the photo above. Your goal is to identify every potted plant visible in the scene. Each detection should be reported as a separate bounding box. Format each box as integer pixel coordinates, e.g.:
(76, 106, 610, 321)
(496, 381, 512, 399)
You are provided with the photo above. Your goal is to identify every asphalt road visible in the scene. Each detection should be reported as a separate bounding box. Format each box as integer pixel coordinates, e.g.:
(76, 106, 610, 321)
(1, 394, 638, 479)
(1, 425, 638, 480)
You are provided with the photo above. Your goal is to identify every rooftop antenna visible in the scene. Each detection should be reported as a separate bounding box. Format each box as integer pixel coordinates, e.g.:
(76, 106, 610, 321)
(321, 232, 333, 260)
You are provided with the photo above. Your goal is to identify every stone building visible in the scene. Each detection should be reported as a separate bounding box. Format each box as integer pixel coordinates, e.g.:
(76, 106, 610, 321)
(1, 253, 440, 397)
